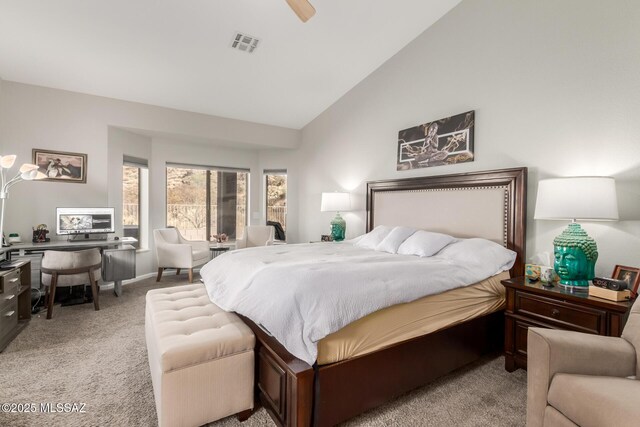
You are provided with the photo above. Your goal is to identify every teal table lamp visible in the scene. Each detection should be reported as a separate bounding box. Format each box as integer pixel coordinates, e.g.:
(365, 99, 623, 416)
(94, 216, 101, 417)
(534, 177, 618, 290)
(320, 192, 351, 242)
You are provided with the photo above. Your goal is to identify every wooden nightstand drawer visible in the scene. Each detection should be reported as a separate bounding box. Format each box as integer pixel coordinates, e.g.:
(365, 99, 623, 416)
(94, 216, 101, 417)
(515, 292, 606, 334)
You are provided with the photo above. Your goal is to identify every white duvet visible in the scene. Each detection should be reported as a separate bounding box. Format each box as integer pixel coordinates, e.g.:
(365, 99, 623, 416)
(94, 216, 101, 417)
(201, 242, 514, 365)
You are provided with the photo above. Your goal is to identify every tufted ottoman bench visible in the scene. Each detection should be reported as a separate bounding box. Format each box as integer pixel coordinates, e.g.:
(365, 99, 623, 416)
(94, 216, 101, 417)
(145, 283, 255, 427)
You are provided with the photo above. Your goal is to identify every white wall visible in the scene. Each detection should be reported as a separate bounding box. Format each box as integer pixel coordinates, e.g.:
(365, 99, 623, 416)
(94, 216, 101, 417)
(107, 127, 152, 276)
(0, 82, 300, 275)
(2, 0, 640, 279)
(272, 0, 640, 276)
(107, 129, 262, 275)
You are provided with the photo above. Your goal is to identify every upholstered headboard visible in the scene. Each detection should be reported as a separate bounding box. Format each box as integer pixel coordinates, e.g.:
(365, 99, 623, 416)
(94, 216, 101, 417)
(366, 168, 527, 276)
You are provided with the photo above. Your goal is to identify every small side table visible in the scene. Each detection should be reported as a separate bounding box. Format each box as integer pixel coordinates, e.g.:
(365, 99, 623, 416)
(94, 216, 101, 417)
(501, 276, 633, 372)
(209, 246, 231, 259)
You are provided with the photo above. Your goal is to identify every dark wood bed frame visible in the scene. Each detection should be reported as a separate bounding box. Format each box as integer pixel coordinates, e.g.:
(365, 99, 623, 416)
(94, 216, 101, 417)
(240, 167, 527, 426)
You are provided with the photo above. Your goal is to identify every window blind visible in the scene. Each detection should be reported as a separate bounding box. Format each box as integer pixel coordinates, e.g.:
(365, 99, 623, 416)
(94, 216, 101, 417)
(166, 162, 250, 173)
(263, 169, 287, 175)
(123, 155, 148, 168)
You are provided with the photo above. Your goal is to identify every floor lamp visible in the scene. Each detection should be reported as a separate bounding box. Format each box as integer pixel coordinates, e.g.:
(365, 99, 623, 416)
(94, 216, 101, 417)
(0, 155, 45, 247)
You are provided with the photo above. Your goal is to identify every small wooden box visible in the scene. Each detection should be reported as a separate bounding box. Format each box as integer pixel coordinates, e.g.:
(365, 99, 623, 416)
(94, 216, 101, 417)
(589, 285, 631, 302)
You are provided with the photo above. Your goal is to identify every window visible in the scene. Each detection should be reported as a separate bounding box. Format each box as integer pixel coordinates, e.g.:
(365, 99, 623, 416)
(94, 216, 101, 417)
(166, 165, 248, 241)
(265, 170, 287, 233)
(123, 156, 149, 249)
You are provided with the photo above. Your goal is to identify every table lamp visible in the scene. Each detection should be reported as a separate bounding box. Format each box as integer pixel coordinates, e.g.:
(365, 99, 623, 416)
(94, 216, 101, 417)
(534, 177, 618, 289)
(320, 192, 351, 242)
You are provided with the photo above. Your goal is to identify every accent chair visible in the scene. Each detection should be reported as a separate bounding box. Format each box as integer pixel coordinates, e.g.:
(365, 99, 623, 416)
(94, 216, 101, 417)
(153, 228, 209, 283)
(527, 300, 640, 427)
(235, 226, 274, 249)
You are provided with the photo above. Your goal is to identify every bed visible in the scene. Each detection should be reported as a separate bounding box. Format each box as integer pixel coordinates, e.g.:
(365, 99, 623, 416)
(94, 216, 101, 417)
(221, 167, 527, 426)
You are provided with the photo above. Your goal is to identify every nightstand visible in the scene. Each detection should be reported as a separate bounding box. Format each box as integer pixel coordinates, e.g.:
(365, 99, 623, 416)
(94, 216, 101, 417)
(501, 276, 633, 372)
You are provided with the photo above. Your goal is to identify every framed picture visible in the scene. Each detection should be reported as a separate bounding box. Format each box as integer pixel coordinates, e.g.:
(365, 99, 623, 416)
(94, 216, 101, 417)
(397, 110, 475, 171)
(32, 149, 87, 183)
(612, 265, 640, 298)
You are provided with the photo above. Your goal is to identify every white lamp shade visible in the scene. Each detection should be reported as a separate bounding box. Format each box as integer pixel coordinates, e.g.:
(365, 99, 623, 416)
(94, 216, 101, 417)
(0, 155, 16, 169)
(321, 192, 351, 212)
(19, 163, 39, 173)
(534, 177, 619, 221)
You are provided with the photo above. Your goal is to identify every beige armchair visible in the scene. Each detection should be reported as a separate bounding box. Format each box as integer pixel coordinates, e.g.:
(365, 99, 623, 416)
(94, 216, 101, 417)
(527, 301, 640, 427)
(153, 228, 209, 283)
(235, 225, 274, 249)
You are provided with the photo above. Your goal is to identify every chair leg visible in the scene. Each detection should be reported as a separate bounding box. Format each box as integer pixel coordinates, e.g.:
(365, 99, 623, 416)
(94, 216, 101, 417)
(188, 268, 193, 283)
(176, 268, 181, 275)
(47, 273, 58, 320)
(88, 269, 100, 311)
(44, 285, 49, 307)
(156, 268, 164, 282)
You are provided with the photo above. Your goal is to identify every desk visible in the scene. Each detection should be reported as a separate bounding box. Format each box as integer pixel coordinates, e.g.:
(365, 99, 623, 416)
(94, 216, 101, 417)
(3, 237, 137, 256)
(1, 238, 137, 297)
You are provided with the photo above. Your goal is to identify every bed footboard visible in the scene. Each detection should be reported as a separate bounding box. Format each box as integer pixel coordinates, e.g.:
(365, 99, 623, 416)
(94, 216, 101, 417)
(239, 315, 314, 427)
(313, 310, 504, 426)
(240, 311, 503, 427)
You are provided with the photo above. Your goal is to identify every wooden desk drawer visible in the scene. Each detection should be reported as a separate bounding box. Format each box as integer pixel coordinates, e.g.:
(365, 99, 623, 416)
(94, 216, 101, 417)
(0, 288, 19, 312)
(0, 301, 18, 339)
(1, 269, 21, 294)
(515, 292, 606, 334)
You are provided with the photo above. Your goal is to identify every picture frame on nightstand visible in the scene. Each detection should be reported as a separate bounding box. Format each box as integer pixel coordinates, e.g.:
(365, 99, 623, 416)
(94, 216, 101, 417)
(612, 265, 640, 298)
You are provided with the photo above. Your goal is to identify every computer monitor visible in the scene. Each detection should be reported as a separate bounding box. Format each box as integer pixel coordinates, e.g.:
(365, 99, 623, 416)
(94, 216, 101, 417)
(56, 207, 115, 236)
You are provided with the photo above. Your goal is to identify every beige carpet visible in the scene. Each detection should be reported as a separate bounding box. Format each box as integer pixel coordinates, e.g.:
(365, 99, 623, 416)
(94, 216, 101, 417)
(0, 274, 527, 427)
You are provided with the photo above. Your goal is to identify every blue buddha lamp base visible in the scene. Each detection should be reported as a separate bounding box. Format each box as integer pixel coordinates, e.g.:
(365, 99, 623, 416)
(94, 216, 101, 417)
(321, 192, 351, 243)
(553, 222, 597, 290)
(330, 212, 346, 242)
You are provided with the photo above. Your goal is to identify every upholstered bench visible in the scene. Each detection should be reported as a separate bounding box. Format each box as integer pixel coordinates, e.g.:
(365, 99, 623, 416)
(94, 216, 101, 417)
(145, 283, 255, 427)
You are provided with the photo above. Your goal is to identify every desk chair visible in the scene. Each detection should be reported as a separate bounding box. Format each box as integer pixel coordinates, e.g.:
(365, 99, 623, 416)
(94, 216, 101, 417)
(41, 248, 102, 319)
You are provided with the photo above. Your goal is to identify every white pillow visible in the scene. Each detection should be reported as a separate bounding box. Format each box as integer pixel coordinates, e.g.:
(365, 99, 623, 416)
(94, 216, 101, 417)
(437, 238, 516, 274)
(397, 230, 456, 257)
(344, 234, 364, 244)
(375, 226, 418, 254)
(354, 225, 392, 250)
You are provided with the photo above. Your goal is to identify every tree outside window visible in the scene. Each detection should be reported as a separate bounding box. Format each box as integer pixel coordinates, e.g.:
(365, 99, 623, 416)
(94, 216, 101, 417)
(266, 173, 287, 231)
(166, 166, 248, 241)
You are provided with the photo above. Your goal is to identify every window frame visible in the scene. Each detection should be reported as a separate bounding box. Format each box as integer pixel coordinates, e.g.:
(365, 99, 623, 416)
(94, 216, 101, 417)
(165, 163, 249, 241)
(122, 157, 149, 250)
(264, 169, 287, 232)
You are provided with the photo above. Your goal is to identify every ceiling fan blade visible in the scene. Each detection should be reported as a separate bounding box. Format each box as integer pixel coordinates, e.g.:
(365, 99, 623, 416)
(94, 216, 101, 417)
(285, 0, 316, 22)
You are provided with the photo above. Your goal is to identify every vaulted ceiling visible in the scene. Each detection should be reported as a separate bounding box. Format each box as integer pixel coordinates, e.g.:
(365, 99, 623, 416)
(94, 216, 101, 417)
(0, 0, 461, 129)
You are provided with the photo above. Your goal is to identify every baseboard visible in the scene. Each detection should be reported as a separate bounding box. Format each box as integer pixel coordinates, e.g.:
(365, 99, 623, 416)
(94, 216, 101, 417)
(101, 267, 203, 289)
(100, 272, 155, 289)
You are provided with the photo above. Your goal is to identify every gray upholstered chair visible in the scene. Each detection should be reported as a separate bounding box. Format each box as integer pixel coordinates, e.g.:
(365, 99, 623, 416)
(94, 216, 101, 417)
(153, 228, 209, 283)
(235, 226, 274, 249)
(527, 300, 640, 427)
(41, 248, 102, 319)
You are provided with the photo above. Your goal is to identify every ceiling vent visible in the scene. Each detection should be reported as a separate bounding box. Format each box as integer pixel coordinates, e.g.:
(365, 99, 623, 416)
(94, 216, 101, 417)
(231, 32, 260, 53)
